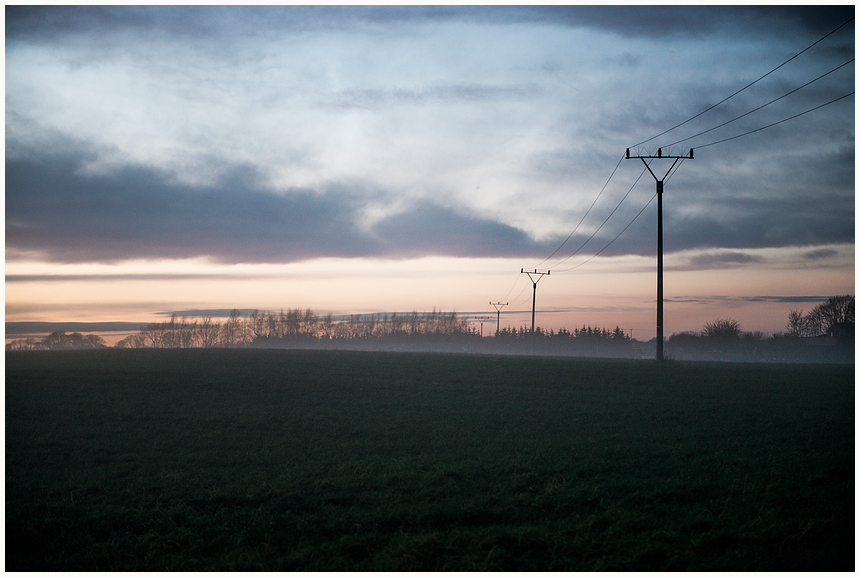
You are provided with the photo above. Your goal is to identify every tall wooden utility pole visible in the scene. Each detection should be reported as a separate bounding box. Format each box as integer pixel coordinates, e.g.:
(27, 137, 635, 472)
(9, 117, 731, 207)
(489, 301, 508, 336)
(625, 147, 693, 362)
(520, 269, 550, 333)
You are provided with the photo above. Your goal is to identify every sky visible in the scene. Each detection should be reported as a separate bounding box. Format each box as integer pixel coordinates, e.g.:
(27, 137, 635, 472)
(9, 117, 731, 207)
(5, 5, 855, 344)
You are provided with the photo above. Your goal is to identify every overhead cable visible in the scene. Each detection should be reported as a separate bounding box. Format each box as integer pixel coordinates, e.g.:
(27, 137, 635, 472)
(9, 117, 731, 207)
(553, 157, 683, 274)
(695, 91, 854, 149)
(548, 166, 647, 270)
(532, 153, 626, 269)
(632, 16, 854, 148)
(663, 58, 855, 148)
(553, 192, 658, 273)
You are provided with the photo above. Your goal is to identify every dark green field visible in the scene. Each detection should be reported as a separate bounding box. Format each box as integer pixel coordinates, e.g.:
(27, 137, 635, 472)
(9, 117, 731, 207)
(6, 349, 854, 570)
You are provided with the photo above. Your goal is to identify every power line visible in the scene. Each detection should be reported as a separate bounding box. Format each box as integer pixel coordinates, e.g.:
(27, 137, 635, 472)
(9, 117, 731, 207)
(532, 153, 626, 269)
(498, 270, 524, 302)
(695, 91, 854, 149)
(632, 16, 854, 148)
(663, 58, 855, 148)
(547, 166, 648, 270)
(550, 16, 854, 278)
(509, 278, 533, 307)
(552, 191, 658, 274)
(664, 157, 686, 183)
(551, 156, 686, 275)
(562, 18, 854, 278)
(496, 17, 853, 322)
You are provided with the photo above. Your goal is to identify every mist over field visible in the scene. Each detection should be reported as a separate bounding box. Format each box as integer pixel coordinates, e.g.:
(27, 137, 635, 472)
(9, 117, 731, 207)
(7, 295, 854, 364)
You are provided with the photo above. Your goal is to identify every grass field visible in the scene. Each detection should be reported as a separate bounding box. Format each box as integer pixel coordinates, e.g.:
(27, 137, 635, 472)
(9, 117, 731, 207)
(6, 349, 854, 570)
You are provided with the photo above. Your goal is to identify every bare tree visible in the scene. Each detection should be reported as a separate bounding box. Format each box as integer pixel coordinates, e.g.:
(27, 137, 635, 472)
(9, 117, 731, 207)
(197, 316, 221, 348)
(116, 333, 146, 348)
(248, 309, 267, 340)
(787, 309, 814, 337)
(177, 316, 196, 348)
(222, 309, 243, 347)
(812, 295, 854, 330)
(787, 296, 854, 337)
(702, 318, 741, 340)
(320, 313, 335, 340)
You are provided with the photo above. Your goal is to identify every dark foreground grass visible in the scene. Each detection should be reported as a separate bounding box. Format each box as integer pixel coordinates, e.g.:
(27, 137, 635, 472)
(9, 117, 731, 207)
(6, 349, 854, 571)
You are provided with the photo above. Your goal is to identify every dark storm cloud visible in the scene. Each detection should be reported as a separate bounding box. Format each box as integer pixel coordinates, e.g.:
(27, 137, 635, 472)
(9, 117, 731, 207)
(372, 201, 544, 259)
(666, 295, 836, 306)
(609, 195, 854, 258)
(6, 141, 366, 263)
(664, 199, 854, 253)
(5, 142, 550, 264)
(685, 251, 763, 268)
(4, 274, 271, 283)
(8, 5, 852, 42)
(534, 5, 853, 40)
(803, 247, 840, 260)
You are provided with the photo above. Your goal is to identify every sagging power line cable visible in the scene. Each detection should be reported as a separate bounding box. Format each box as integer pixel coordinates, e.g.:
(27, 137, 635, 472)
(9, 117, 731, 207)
(532, 153, 626, 269)
(547, 166, 648, 270)
(695, 91, 854, 149)
(553, 191, 658, 273)
(632, 16, 854, 148)
(662, 58, 855, 148)
(509, 279, 533, 307)
(552, 157, 684, 274)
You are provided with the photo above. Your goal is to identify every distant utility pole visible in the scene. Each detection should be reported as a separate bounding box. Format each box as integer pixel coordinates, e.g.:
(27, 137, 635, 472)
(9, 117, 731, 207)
(625, 147, 694, 363)
(489, 301, 508, 336)
(474, 316, 492, 337)
(520, 269, 550, 333)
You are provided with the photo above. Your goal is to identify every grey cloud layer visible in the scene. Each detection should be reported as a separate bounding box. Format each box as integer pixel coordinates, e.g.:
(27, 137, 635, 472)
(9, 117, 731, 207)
(6, 140, 853, 265)
(7, 5, 851, 41)
(5, 143, 554, 263)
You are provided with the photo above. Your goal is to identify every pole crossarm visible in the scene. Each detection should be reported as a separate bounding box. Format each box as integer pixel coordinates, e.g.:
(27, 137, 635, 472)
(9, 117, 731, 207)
(626, 147, 693, 160)
(521, 268, 550, 284)
(472, 316, 493, 337)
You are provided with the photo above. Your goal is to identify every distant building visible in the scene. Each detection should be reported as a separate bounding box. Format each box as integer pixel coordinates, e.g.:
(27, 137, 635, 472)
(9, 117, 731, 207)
(827, 323, 854, 340)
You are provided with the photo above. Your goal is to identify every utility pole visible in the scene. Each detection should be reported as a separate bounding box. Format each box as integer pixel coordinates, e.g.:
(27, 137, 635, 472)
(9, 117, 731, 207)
(520, 269, 550, 333)
(625, 147, 693, 362)
(489, 301, 508, 336)
(473, 316, 492, 337)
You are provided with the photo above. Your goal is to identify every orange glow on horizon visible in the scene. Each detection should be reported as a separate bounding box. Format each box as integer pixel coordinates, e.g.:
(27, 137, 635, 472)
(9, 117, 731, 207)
(6, 244, 854, 347)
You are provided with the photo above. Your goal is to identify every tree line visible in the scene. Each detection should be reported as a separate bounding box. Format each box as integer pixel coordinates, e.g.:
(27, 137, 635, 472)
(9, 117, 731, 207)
(665, 295, 854, 362)
(5, 331, 107, 351)
(6, 296, 852, 361)
(784, 294, 854, 337)
(113, 308, 476, 349)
